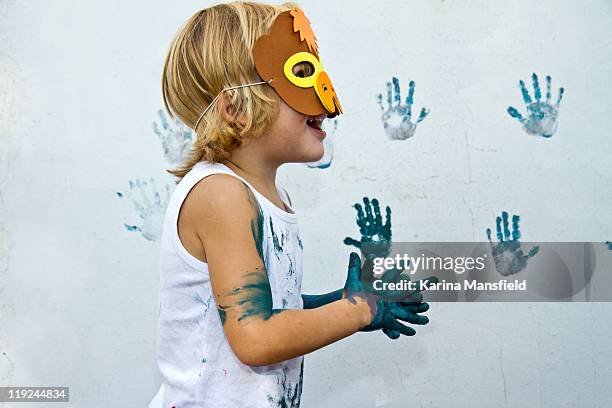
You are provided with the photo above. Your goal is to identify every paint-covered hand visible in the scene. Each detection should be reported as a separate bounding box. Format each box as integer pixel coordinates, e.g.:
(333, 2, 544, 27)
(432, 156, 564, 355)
(365, 299, 431, 339)
(343, 252, 435, 339)
(365, 261, 435, 339)
(344, 197, 392, 261)
(486, 211, 539, 276)
(507, 73, 564, 138)
(377, 77, 429, 140)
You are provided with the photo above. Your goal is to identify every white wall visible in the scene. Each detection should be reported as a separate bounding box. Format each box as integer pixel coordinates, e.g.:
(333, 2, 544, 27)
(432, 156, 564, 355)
(1, 0, 611, 407)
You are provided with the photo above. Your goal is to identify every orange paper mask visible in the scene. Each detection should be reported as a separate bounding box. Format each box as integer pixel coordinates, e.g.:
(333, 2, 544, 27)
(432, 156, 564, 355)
(252, 8, 342, 118)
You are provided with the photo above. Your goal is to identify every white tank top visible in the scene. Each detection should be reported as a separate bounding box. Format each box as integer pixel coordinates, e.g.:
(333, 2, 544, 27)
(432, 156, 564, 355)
(150, 161, 304, 408)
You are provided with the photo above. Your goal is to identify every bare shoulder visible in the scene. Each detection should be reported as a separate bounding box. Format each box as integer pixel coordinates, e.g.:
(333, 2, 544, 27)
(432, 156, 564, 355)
(182, 173, 258, 228)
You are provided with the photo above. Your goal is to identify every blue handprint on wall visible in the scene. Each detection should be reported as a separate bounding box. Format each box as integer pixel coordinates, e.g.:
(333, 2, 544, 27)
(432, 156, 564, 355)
(152, 109, 194, 166)
(507, 73, 565, 138)
(116, 178, 173, 242)
(344, 197, 392, 261)
(486, 211, 539, 276)
(377, 77, 429, 140)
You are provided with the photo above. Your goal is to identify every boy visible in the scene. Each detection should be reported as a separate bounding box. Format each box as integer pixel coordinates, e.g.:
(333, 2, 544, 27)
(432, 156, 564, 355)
(150, 2, 432, 407)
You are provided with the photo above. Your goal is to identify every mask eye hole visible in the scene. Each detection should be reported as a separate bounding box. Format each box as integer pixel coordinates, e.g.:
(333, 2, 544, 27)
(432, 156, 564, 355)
(292, 61, 315, 78)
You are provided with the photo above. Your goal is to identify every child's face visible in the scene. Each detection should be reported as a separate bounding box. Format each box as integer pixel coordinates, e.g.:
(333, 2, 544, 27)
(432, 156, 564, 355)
(263, 98, 327, 164)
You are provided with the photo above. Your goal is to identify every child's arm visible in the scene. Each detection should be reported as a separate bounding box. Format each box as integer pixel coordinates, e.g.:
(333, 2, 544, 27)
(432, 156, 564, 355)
(301, 290, 343, 309)
(188, 175, 375, 367)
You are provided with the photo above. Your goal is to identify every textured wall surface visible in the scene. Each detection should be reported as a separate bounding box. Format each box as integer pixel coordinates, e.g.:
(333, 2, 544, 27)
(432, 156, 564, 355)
(1, 0, 611, 407)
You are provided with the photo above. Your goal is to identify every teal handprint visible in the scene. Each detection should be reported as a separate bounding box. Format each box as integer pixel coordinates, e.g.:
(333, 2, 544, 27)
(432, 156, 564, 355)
(116, 178, 172, 242)
(507, 73, 564, 138)
(486, 211, 539, 276)
(152, 109, 194, 165)
(344, 197, 392, 261)
(377, 77, 429, 140)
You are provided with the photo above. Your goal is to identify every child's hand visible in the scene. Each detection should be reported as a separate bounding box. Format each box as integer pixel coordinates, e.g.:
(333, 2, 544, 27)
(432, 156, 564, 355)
(344, 197, 392, 260)
(363, 300, 431, 338)
(342, 252, 436, 339)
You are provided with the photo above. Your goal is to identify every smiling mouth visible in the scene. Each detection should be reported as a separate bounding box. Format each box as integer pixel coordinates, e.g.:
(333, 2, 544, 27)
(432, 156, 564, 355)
(306, 115, 325, 130)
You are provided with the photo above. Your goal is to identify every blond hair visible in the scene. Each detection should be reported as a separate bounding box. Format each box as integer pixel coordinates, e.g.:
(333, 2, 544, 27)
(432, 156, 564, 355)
(162, 1, 295, 179)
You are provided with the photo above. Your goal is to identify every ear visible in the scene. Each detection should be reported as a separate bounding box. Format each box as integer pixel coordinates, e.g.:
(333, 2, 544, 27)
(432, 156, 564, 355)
(218, 92, 247, 128)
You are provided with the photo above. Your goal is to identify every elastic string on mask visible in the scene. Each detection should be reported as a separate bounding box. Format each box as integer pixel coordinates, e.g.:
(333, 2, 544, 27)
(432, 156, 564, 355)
(193, 79, 273, 131)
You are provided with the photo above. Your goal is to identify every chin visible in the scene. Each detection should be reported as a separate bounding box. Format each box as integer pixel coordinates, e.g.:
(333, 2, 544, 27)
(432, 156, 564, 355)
(301, 143, 325, 163)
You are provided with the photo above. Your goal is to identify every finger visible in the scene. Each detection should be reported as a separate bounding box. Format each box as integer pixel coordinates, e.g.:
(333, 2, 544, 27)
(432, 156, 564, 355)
(406, 80, 415, 119)
(152, 121, 162, 137)
(511, 214, 521, 241)
(392, 77, 401, 106)
(557, 87, 565, 106)
(363, 197, 373, 223)
(416, 107, 429, 123)
(386, 81, 393, 109)
(402, 291, 423, 303)
(527, 245, 540, 258)
(399, 302, 430, 313)
(486, 228, 493, 243)
(158, 109, 170, 130)
(346, 252, 362, 289)
(383, 328, 401, 340)
(502, 211, 511, 241)
(519, 79, 532, 104)
(532, 73, 541, 101)
(391, 304, 429, 325)
(507, 106, 525, 123)
(545, 75, 552, 102)
(354, 203, 366, 232)
(496, 214, 504, 242)
(138, 179, 152, 209)
(372, 198, 383, 229)
(389, 320, 416, 336)
(343, 237, 362, 248)
(382, 267, 404, 284)
(376, 94, 385, 112)
(384, 206, 392, 232)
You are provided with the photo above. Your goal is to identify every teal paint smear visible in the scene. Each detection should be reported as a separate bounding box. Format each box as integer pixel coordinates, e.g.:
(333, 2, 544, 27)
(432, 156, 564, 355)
(217, 307, 227, 325)
(606, 241, 612, 250)
(194, 293, 212, 317)
(232, 271, 283, 321)
(286, 253, 295, 277)
(198, 357, 208, 377)
(218, 183, 286, 324)
(245, 185, 265, 261)
(269, 218, 286, 260)
(297, 235, 303, 251)
(301, 289, 342, 309)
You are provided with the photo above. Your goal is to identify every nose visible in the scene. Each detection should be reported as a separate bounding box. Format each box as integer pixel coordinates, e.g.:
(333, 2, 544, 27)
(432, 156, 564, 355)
(315, 71, 342, 116)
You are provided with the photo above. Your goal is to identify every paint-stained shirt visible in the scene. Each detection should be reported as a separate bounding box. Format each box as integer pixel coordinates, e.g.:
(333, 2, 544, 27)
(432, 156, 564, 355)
(149, 161, 304, 408)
